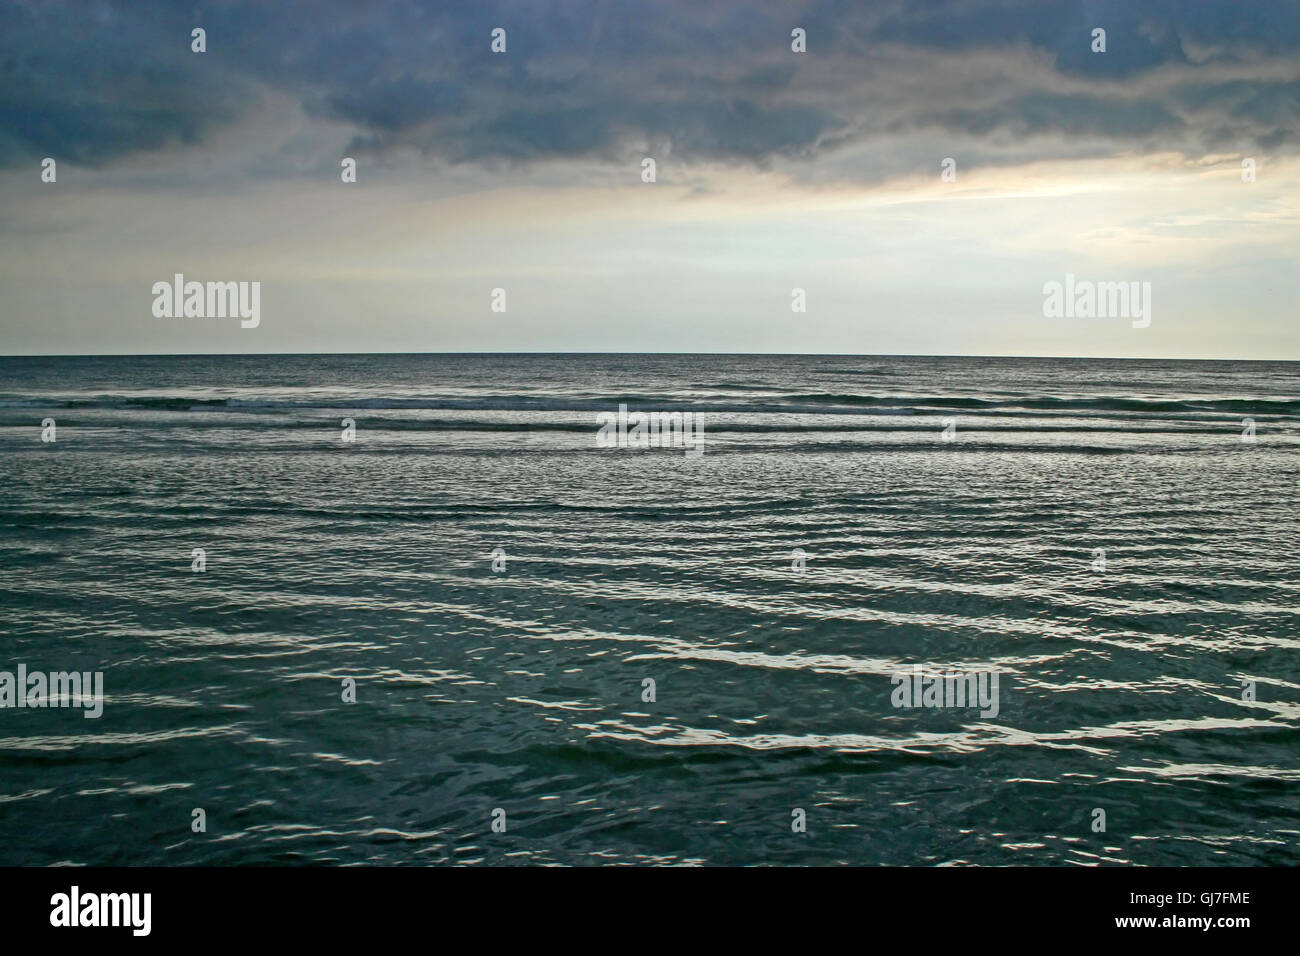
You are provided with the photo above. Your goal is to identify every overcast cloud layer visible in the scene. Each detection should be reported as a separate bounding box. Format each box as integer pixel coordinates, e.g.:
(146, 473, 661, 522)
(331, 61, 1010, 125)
(1, 0, 1297, 358)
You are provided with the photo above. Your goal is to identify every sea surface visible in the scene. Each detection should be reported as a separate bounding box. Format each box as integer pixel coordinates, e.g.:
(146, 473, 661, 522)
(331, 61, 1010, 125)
(0, 353, 1297, 866)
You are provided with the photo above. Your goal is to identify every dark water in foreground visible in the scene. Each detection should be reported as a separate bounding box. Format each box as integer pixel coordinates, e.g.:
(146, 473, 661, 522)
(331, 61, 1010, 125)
(0, 353, 1297, 866)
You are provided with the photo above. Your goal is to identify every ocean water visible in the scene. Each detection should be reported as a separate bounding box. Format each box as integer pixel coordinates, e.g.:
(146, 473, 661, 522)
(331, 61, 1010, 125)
(0, 353, 1297, 866)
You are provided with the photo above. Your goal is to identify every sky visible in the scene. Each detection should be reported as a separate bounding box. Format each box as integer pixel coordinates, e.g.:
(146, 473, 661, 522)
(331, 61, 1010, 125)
(1, 0, 1298, 359)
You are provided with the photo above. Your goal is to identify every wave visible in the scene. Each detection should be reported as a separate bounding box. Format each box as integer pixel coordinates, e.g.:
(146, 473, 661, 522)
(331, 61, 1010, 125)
(1, 392, 1297, 417)
(786, 393, 1300, 414)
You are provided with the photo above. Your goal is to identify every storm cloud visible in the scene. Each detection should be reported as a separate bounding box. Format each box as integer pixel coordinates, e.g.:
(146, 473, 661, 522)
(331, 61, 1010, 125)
(2, 0, 1298, 179)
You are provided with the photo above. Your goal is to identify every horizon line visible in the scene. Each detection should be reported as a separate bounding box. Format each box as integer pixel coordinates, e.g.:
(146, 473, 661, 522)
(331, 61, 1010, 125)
(1, 350, 1297, 364)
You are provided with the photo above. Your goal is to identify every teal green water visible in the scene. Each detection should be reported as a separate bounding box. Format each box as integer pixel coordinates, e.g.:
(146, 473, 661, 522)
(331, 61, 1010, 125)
(0, 354, 1297, 865)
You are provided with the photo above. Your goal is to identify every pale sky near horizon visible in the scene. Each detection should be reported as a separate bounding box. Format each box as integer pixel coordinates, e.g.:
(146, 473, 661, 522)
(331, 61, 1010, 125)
(1, 0, 1298, 360)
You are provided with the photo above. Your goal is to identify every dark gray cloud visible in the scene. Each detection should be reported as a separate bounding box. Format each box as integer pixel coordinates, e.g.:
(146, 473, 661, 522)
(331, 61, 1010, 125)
(0, 0, 250, 166)
(923, 93, 1186, 140)
(1, 0, 1298, 175)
